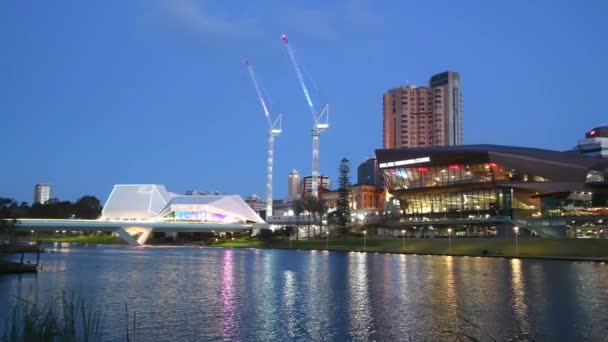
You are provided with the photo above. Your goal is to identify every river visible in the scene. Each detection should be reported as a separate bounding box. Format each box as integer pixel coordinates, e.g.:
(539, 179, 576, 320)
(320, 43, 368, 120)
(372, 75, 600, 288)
(1, 245, 607, 341)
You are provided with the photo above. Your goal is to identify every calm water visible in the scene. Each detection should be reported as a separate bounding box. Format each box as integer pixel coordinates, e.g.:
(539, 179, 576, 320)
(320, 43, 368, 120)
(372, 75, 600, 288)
(1, 245, 608, 341)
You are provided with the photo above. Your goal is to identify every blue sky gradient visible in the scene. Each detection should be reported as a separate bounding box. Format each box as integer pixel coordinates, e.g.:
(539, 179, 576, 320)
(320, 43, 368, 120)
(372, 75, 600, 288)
(1, 0, 607, 203)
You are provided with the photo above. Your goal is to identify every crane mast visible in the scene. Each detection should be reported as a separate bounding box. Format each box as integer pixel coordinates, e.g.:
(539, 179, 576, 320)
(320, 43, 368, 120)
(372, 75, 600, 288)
(245, 59, 282, 217)
(281, 34, 329, 198)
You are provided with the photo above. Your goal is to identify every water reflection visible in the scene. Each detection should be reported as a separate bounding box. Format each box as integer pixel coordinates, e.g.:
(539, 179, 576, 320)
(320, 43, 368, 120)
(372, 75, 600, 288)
(282, 270, 297, 338)
(221, 249, 239, 340)
(443, 256, 457, 316)
(1, 246, 608, 341)
(348, 252, 373, 340)
(510, 259, 530, 335)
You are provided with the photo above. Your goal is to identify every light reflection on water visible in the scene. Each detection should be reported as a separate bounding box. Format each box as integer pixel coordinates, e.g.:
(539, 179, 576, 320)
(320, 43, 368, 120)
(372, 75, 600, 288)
(221, 249, 238, 340)
(510, 258, 530, 336)
(348, 252, 372, 341)
(1, 245, 607, 341)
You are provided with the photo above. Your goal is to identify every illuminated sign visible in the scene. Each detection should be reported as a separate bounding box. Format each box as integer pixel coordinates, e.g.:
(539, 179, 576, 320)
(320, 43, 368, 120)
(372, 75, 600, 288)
(379, 157, 431, 168)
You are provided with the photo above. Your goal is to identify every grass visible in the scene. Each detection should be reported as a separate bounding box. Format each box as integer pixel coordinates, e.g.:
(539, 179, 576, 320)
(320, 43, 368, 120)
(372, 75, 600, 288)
(215, 237, 263, 248)
(218, 236, 608, 259)
(25, 233, 608, 259)
(1, 291, 140, 342)
(309, 237, 608, 258)
(34, 234, 126, 245)
(1, 292, 104, 341)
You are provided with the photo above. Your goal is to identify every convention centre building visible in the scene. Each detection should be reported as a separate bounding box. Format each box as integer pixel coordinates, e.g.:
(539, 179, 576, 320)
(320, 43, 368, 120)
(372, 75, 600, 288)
(375, 145, 608, 238)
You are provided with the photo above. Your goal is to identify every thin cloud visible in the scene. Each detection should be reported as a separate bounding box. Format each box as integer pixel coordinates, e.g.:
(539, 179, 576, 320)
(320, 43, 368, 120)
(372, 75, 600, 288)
(158, 0, 257, 38)
(345, 0, 383, 31)
(276, 5, 339, 42)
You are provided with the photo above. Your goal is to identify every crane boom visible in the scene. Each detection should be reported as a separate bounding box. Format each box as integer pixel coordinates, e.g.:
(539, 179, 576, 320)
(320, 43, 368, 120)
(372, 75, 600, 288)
(281, 34, 317, 121)
(244, 59, 282, 217)
(281, 34, 329, 199)
(244, 59, 272, 127)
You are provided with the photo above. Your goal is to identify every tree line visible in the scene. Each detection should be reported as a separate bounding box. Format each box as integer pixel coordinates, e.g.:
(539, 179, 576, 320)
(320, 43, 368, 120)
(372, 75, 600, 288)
(0, 196, 102, 221)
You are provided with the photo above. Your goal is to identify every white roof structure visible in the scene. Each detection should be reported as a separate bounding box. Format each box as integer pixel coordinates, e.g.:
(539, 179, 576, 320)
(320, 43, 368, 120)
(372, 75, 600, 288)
(101, 184, 264, 223)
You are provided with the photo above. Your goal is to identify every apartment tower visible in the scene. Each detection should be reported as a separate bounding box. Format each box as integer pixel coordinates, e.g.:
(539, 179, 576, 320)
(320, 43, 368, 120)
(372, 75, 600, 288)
(33, 183, 52, 204)
(287, 169, 301, 200)
(383, 71, 462, 148)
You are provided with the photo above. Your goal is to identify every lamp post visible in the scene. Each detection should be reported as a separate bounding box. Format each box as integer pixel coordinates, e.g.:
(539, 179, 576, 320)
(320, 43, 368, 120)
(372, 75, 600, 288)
(325, 231, 329, 250)
(401, 229, 406, 250)
(447, 228, 452, 254)
(363, 230, 367, 251)
(513, 226, 520, 257)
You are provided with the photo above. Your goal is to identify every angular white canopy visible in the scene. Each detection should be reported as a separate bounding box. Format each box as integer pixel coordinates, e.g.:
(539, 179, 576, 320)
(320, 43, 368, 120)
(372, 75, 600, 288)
(101, 184, 264, 223)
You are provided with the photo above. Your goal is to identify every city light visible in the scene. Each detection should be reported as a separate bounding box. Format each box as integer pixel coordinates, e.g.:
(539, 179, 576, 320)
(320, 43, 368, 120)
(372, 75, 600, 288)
(513, 226, 520, 257)
(447, 228, 452, 254)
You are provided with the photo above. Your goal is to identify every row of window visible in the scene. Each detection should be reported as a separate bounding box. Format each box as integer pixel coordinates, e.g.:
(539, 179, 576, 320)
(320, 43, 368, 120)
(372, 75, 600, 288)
(382, 163, 551, 191)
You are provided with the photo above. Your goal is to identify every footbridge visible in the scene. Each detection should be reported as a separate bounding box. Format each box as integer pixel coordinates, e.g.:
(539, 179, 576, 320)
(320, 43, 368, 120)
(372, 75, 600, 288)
(15, 219, 266, 246)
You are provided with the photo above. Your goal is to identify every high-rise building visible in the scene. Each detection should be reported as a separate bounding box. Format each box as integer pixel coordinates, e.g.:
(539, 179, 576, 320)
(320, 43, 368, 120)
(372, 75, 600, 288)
(33, 183, 52, 204)
(576, 125, 608, 158)
(301, 175, 330, 197)
(287, 169, 301, 200)
(357, 158, 383, 188)
(383, 71, 462, 149)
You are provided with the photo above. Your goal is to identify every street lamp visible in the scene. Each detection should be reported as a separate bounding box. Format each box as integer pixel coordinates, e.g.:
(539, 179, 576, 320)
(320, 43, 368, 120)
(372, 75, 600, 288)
(447, 228, 452, 254)
(363, 230, 367, 251)
(325, 231, 329, 250)
(513, 226, 520, 257)
(401, 229, 406, 249)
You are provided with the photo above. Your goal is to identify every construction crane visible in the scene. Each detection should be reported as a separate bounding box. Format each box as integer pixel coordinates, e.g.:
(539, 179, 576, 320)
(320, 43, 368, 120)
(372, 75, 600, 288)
(281, 33, 329, 198)
(244, 59, 282, 217)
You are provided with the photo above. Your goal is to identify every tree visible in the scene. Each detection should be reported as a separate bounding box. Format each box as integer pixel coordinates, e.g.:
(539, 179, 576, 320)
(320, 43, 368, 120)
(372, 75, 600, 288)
(291, 199, 304, 240)
(0, 198, 18, 241)
(73, 196, 102, 219)
(258, 228, 273, 244)
(314, 197, 328, 235)
(337, 158, 352, 235)
(304, 195, 317, 238)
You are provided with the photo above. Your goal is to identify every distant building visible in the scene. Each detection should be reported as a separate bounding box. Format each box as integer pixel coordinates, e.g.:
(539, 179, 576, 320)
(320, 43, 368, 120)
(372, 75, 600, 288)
(301, 175, 331, 197)
(576, 126, 608, 158)
(186, 190, 224, 196)
(33, 183, 52, 204)
(357, 158, 383, 188)
(245, 194, 266, 213)
(383, 71, 462, 148)
(287, 169, 301, 200)
(322, 184, 384, 214)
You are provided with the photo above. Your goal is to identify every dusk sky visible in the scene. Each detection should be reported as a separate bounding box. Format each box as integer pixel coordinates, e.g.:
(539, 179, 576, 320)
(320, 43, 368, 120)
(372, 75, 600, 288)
(1, 0, 607, 204)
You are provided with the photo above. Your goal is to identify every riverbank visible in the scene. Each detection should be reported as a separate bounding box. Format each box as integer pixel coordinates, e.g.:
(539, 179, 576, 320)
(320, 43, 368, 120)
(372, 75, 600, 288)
(0, 259, 38, 274)
(0, 244, 42, 274)
(216, 237, 608, 261)
(34, 235, 126, 245)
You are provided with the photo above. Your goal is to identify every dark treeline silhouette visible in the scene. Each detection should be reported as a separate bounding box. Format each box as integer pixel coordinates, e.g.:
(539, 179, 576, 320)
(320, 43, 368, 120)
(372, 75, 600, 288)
(0, 196, 102, 220)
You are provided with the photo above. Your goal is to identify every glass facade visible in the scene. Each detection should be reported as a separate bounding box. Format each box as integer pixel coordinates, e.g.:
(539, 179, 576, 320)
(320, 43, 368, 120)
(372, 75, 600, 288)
(382, 162, 549, 191)
(400, 189, 502, 215)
